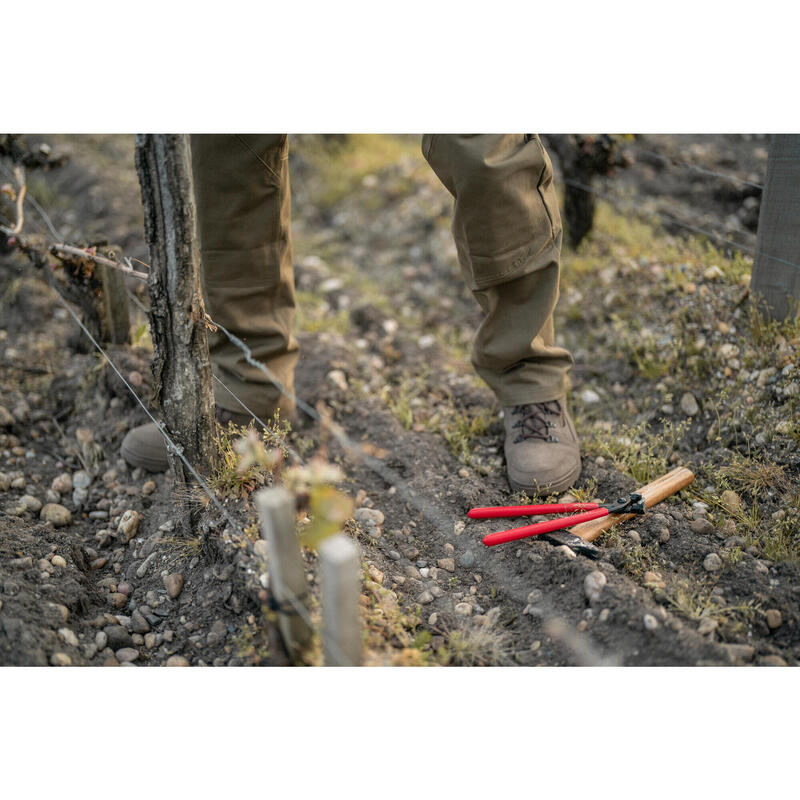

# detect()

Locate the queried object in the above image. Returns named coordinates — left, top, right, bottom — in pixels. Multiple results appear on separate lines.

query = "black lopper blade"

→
left=541, top=530, right=601, bottom=559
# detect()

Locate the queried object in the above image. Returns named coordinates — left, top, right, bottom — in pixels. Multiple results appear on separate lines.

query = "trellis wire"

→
left=50, top=287, right=350, bottom=666
left=623, top=141, right=764, bottom=191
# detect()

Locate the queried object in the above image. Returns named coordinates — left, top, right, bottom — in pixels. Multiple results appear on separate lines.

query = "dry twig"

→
left=0, top=165, right=26, bottom=236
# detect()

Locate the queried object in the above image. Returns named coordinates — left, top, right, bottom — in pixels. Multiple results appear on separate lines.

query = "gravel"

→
left=40, top=504, right=72, bottom=526
left=163, top=573, right=184, bottom=599
left=703, top=553, right=723, bottom=572
left=584, top=571, right=607, bottom=602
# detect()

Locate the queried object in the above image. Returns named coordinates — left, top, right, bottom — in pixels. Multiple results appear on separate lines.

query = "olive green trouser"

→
left=189, top=134, right=573, bottom=417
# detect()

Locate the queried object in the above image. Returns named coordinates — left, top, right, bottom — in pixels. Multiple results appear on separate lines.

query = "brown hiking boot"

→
left=503, top=398, right=581, bottom=495
left=120, top=406, right=292, bottom=473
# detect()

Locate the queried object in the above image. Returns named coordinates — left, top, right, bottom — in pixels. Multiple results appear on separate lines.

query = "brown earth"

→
left=1, top=134, right=797, bottom=667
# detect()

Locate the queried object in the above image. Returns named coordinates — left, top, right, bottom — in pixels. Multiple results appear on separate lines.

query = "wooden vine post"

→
left=751, top=134, right=800, bottom=321
left=134, top=134, right=217, bottom=483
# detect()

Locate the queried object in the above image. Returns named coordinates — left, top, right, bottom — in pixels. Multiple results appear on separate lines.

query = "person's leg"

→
left=423, top=134, right=580, bottom=493
left=190, top=133, right=298, bottom=419
left=122, top=134, right=297, bottom=471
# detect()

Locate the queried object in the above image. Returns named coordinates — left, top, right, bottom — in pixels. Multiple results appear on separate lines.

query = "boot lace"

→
left=511, top=401, right=562, bottom=444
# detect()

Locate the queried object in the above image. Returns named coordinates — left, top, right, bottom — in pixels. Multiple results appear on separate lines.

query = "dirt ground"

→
left=1, top=133, right=798, bottom=666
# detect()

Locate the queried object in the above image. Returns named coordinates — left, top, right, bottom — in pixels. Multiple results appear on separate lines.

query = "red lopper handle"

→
left=468, top=502, right=600, bottom=519
left=482, top=508, right=610, bottom=546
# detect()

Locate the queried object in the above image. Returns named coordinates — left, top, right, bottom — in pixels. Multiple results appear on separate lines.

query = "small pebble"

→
left=643, top=614, right=659, bottom=631
left=51, top=555, right=67, bottom=568
left=51, top=473, right=73, bottom=494
left=166, top=655, right=190, bottom=666
left=141, top=480, right=157, bottom=496
left=691, top=519, right=715, bottom=536
left=354, top=507, right=384, bottom=526
left=698, top=618, right=718, bottom=636
left=437, top=557, right=455, bottom=573
left=163, top=573, right=184, bottom=599
left=50, top=652, right=72, bottom=666
left=116, top=647, right=139, bottom=663
left=703, top=553, right=723, bottom=572
left=418, top=591, right=434, bottom=604
left=117, top=509, right=140, bottom=542
left=20, top=494, right=42, bottom=513
left=458, top=550, right=476, bottom=569
left=40, top=504, right=72, bottom=527
left=584, top=571, right=607, bottom=602
left=680, top=392, right=699, bottom=416
left=765, top=609, right=783, bottom=630
left=58, top=628, right=79, bottom=647
left=759, top=655, right=788, bottom=667
left=454, top=602, right=472, bottom=616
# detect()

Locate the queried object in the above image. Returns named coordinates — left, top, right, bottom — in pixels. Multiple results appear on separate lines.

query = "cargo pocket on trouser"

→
left=423, top=133, right=562, bottom=291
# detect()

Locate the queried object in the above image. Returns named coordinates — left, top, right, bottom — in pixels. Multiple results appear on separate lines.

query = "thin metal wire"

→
left=212, top=320, right=465, bottom=537
left=212, top=374, right=306, bottom=465
left=52, top=287, right=350, bottom=665
left=53, top=291, right=242, bottom=531
left=625, top=141, right=764, bottom=191
left=563, top=177, right=800, bottom=273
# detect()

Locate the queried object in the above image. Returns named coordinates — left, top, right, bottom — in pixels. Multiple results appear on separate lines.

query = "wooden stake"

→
left=751, top=134, right=800, bottom=321
left=134, top=134, right=216, bottom=481
left=255, top=487, right=312, bottom=660
left=319, top=534, right=361, bottom=666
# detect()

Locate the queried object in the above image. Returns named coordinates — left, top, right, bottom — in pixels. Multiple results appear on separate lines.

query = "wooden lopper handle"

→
left=568, top=467, right=694, bottom=542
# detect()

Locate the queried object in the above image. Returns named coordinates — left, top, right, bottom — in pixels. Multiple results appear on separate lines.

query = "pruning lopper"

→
left=469, top=493, right=646, bottom=547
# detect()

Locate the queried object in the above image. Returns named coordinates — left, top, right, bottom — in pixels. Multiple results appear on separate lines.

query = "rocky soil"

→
left=1, top=133, right=798, bottom=666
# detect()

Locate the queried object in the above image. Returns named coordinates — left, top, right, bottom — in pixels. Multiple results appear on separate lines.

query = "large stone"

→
left=40, top=504, right=72, bottom=527
left=117, top=509, right=141, bottom=542
left=103, top=625, right=133, bottom=650
left=163, top=572, right=184, bottom=599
